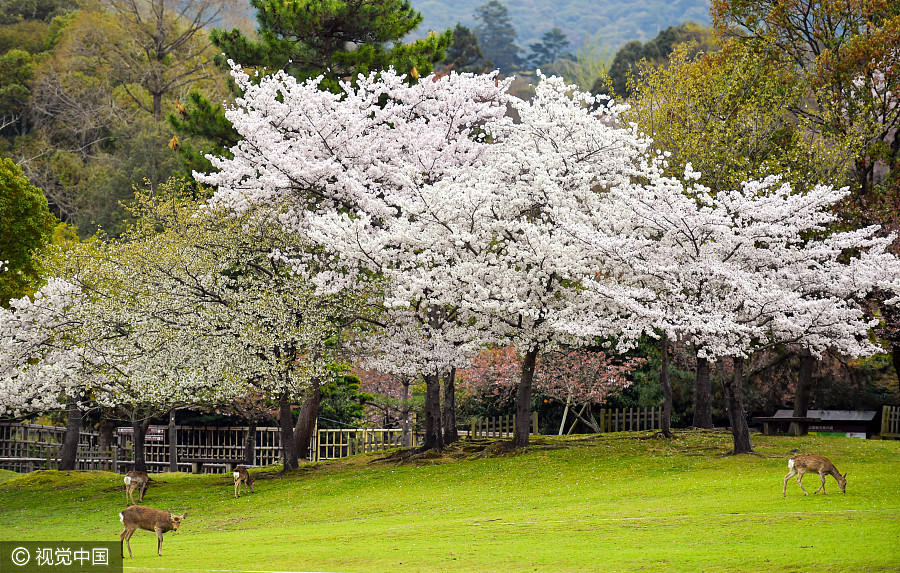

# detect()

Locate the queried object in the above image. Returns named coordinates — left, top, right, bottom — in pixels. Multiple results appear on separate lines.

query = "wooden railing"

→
left=316, top=428, right=410, bottom=460
left=468, top=413, right=539, bottom=439
left=116, top=425, right=283, bottom=470
left=0, top=422, right=418, bottom=473
left=882, top=405, right=900, bottom=439
left=0, top=423, right=114, bottom=472
left=595, top=407, right=662, bottom=433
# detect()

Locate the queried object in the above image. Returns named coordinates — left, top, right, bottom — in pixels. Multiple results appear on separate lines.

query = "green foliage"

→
left=173, top=0, right=451, bottom=180
left=473, top=0, right=522, bottom=74
left=538, top=37, right=611, bottom=92
left=0, top=156, right=56, bottom=304
left=211, top=0, right=450, bottom=83
left=0, top=0, right=77, bottom=24
left=593, top=22, right=718, bottom=98
left=527, top=26, right=572, bottom=69
left=0, top=49, right=34, bottom=136
left=319, top=375, right=375, bottom=429
left=408, top=0, right=712, bottom=63
left=167, top=90, right=237, bottom=177
left=603, top=337, right=699, bottom=427
left=0, top=19, right=48, bottom=54
left=440, top=23, right=493, bottom=73
left=625, top=40, right=850, bottom=195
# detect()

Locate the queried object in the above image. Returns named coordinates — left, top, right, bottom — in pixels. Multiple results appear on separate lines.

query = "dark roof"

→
left=774, top=409, right=877, bottom=422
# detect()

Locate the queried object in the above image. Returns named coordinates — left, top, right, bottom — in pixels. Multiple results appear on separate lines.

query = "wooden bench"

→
left=182, top=458, right=248, bottom=474
left=753, top=416, right=821, bottom=437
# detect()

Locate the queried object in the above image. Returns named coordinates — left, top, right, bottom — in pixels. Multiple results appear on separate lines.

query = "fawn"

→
left=233, top=466, right=254, bottom=498
left=783, top=454, right=847, bottom=497
left=124, top=471, right=150, bottom=505
left=119, top=505, right=186, bottom=557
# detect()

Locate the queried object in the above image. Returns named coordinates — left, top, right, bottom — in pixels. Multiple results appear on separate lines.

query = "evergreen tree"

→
left=170, top=0, right=451, bottom=177
left=593, top=22, right=717, bottom=97
left=0, top=158, right=56, bottom=305
left=473, top=0, right=522, bottom=75
left=527, top=27, right=572, bottom=69
left=441, top=23, right=493, bottom=73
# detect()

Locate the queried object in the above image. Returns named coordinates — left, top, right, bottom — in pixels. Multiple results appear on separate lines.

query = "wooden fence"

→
left=0, top=422, right=420, bottom=474
left=0, top=423, right=113, bottom=473
left=316, top=428, right=409, bottom=459
left=882, top=405, right=900, bottom=439
left=468, top=413, right=539, bottom=438
left=0, top=407, right=662, bottom=474
left=595, top=407, right=662, bottom=433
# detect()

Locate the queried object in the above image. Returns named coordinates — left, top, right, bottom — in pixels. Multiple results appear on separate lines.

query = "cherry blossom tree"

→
left=197, top=65, right=513, bottom=450
left=201, top=66, right=669, bottom=448
left=0, top=277, right=83, bottom=417
left=357, top=306, right=483, bottom=448
left=401, top=75, right=651, bottom=447
left=1, top=183, right=366, bottom=470
left=460, top=346, right=644, bottom=434
left=87, top=187, right=364, bottom=469
left=571, top=171, right=900, bottom=453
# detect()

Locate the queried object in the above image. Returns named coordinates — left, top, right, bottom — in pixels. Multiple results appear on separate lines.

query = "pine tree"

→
left=473, top=0, right=522, bottom=75
left=169, top=0, right=452, bottom=177
left=441, top=23, right=493, bottom=73
left=527, top=27, right=572, bottom=69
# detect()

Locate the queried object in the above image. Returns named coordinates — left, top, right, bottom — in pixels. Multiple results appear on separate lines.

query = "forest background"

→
left=1, top=0, right=898, bottom=443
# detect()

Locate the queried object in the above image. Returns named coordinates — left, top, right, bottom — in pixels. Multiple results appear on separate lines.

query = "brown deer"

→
left=119, top=505, right=186, bottom=557
left=124, top=471, right=150, bottom=505
left=782, top=454, right=847, bottom=497
left=233, top=466, right=254, bottom=498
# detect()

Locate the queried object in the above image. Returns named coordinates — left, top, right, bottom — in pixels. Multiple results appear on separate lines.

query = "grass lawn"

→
left=0, top=430, right=898, bottom=572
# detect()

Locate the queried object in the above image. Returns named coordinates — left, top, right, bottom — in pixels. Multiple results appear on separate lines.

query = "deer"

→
left=124, top=471, right=150, bottom=505
left=233, top=466, right=254, bottom=498
left=119, top=505, right=186, bottom=558
left=783, top=454, right=847, bottom=497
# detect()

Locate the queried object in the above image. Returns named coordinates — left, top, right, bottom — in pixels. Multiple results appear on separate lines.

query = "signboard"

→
left=811, top=431, right=866, bottom=439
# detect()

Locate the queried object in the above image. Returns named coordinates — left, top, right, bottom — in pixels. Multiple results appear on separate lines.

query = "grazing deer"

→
left=119, top=505, right=186, bottom=557
left=783, top=454, right=847, bottom=497
left=124, top=471, right=150, bottom=505
left=233, top=466, right=254, bottom=498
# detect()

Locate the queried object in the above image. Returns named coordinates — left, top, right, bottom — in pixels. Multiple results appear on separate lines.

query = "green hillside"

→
left=1, top=431, right=898, bottom=572
left=410, top=0, right=711, bottom=54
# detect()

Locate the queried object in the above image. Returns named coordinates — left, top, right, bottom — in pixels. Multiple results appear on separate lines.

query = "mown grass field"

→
left=0, top=430, right=898, bottom=573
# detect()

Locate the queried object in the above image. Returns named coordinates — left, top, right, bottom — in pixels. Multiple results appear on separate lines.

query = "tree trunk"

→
left=513, top=346, right=539, bottom=448
left=791, top=348, right=814, bottom=436
left=421, top=373, right=444, bottom=451
left=400, top=378, right=412, bottom=448
left=278, top=395, right=298, bottom=471
left=558, top=392, right=572, bottom=435
left=97, top=413, right=116, bottom=472
left=131, top=415, right=151, bottom=473
left=244, top=422, right=257, bottom=465
left=168, top=408, right=178, bottom=472
left=97, top=413, right=115, bottom=453
left=893, top=343, right=900, bottom=396
left=692, top=353, right=713, bottom=429
left=59, top=396, right=82, bottom=471
left=442, top=367, right=459, bottom=445
left=294, top=378, right=322, bottom=461
left=153, top=92, right=163, bottom=122
left=660, top=332, right=673, bottom=438
left=723, top=357, right=754, bottom=454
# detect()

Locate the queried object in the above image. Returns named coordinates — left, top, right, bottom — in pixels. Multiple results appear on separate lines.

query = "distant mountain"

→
left=408, top=0, right=711, bottom=55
